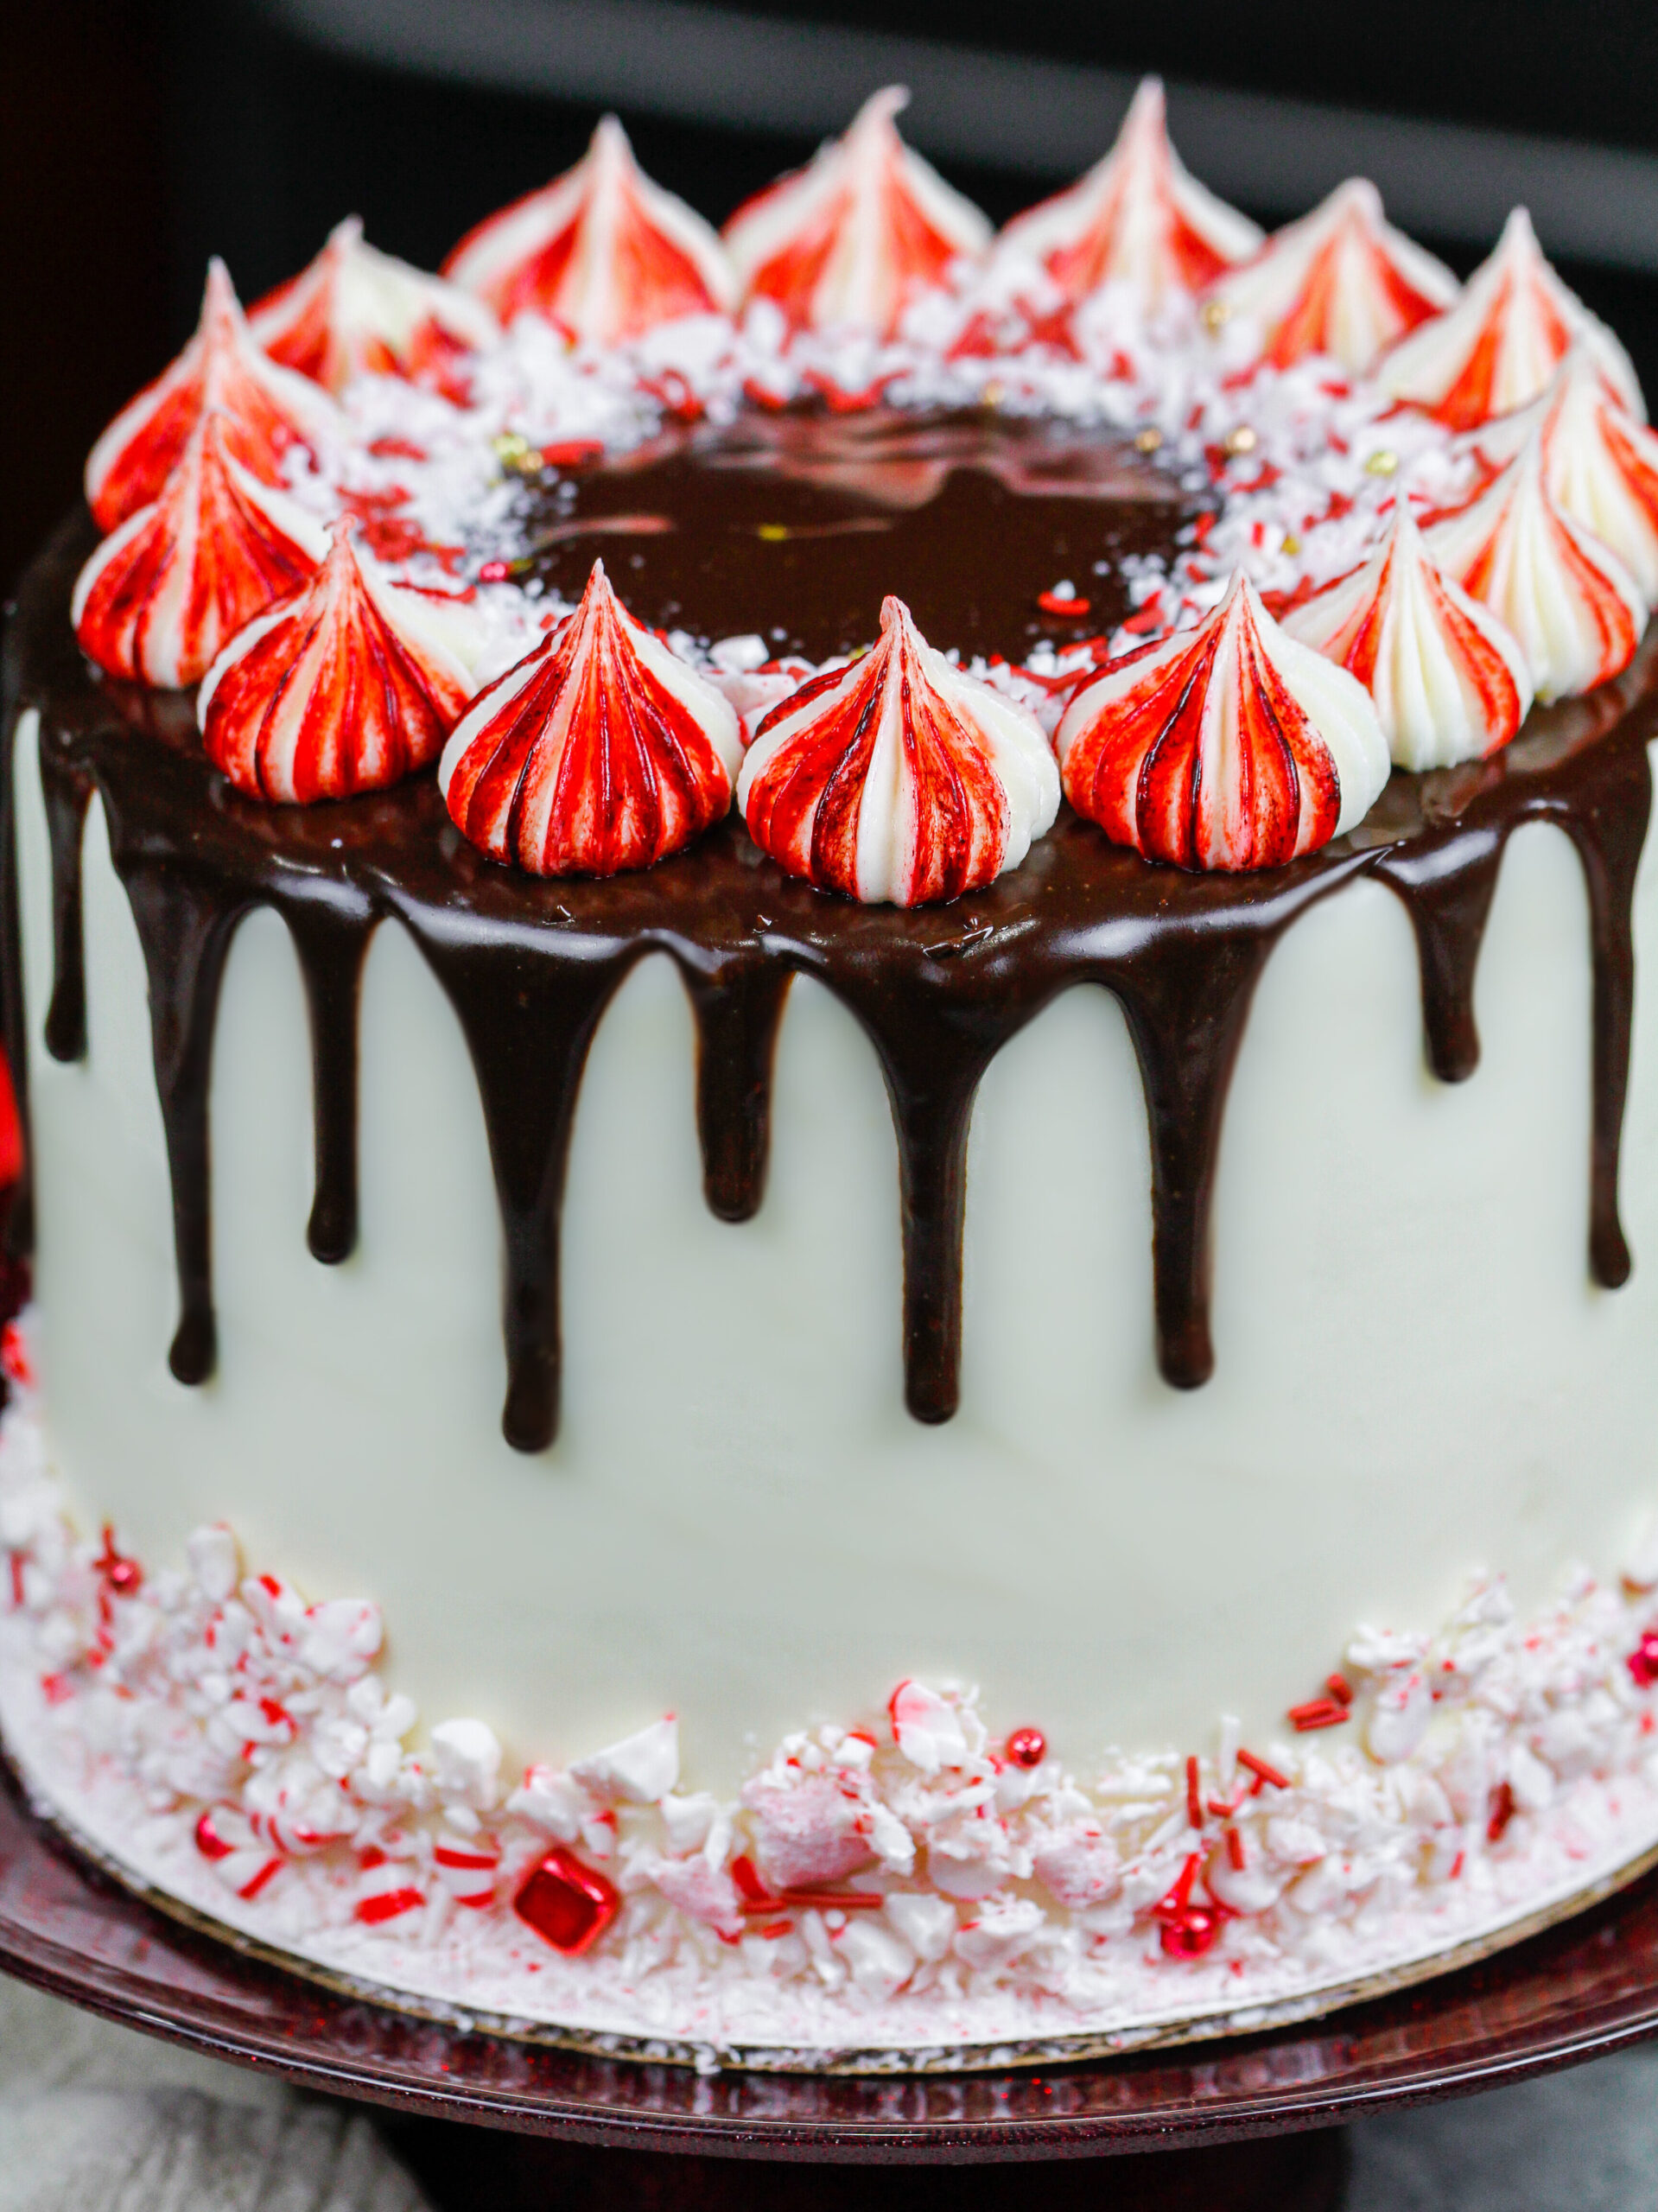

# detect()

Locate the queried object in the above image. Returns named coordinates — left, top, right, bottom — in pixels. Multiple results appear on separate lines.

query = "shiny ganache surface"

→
left=3, top=496, right=1653, bottom=1454
left=511, top=407, right=1188, bottom=660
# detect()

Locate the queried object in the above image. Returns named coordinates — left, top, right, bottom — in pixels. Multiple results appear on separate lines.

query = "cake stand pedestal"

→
left=3, top=1770, right=1656, bottom=2210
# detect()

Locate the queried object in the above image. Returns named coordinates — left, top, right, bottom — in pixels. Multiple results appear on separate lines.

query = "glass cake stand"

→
left=3, top=1765, right=1656, bottom=2210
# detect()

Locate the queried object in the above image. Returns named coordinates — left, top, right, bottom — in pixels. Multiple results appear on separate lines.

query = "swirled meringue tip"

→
left=1281, top=507, right=1534, bottom=770
left=994, top=78, right=1261, bottom=315
left=248, top=217, right=500, bottom=399
left=1376, top=207, right=1645, bottom=431
left=1463, top=347, right=1658, bottom=608
left=197, top=517, right=479, bottom=804
left=72, top=411, right=328, bottom=690
left=439, top=559, right=740, bottom=877
left=1056, top=570, right=1389, bottom=872
left=1203, top=179, right=1458, bottom=375
left=736, top=594, right=1058, bottom=906
left=1426, top=433, right=1647, bottom=702
left=84, top=259, right=340, bottom=534
left=441, top=116, right=737, bottom=345
left=721, top=86, right=993, bottom=340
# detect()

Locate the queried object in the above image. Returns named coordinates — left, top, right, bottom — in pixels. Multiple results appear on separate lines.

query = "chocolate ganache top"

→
left=3, top=408, right=1655, bottom=1454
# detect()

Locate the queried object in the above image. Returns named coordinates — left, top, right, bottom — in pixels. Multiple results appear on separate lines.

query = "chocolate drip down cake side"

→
left=8, top=82, right=1658, bottom=2067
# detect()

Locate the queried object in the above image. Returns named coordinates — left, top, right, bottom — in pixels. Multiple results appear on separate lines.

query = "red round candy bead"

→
left=1629, top=1630, right=1658, bottom=1688
left=1159, top=1907, right=1223, bottom=1961
left=1005, top=1726, right=1046, bottom=1769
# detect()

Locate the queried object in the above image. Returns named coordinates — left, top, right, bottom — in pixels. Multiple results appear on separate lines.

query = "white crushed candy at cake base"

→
left=3, top=1317, right=1657, bottom=2067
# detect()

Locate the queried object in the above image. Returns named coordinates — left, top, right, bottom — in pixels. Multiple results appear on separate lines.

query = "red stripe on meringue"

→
left=73, top=412, right=325, bottom=690
left=441, top=559, right=736, bottom=876
left=199, top=518, right=472, bottom=803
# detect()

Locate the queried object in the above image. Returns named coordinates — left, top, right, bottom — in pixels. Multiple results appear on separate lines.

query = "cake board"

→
left=4, top=1762, right=1658, bottom=2209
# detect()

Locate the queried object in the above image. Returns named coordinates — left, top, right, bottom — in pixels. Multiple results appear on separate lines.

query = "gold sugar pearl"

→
left=1200, top=300, right=1231, bottom=333
left=1364, top=449, right=1400, bottom=476
left=1134, top=426, right=1164, bottom=454
left=1281, top=534, right=1301, bottom=556
left=1221, top=425, right=1258, bottom=457
left=982, top=380, right=1006, bottom=407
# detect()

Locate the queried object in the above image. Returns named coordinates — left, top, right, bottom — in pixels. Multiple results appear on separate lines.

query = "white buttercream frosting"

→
left=1377, top=207, right=1645, bottom=429
left=1056, top=570, right=1390, bottom=869
left=994, top=78, right=1261, bottom=314
left=1282, top=506, right=1534, bottom=769
left=737, top=594, right=1058, bottom=905
left=441, top=115, right=737, bottom=343
left=1426, top=433, right=1647, bottom=701
left=1463, top=347, right=1658, bottom=607
left=722, top=87, right=992, bottom=338
left=249, top=216, right=499, bottom=395
left=1204, top=180, right=1458, bottom=374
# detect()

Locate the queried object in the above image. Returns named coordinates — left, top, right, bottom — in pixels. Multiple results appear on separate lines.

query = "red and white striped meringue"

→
left=84, top=259, right=339, bottom=533
left=73, top=411, right=328, bottom=690
left=722, top=87, right=992, bottom=340
left=1281, top=508, right=1534, bottom=769
left=1426, top=435, right=1646, bottom=701
left=197, top=517, right=477, bottom=803
left=248, top=216, right=499, bottom=397
left=1203, top=180, right=1457, bottom=374
left=1056, top=572, right=1389, bottom=872
left=994, top=78, right=1261, bottom=314
left=441, top=116, right=737, bottom=344
left=1376, top=208, right=1645, bottom=431
left=440, top=560, right=740, bottom=876
left=736, top=595, right=1058, bottom=906
left=1463, top=347, right=1658, bottom=607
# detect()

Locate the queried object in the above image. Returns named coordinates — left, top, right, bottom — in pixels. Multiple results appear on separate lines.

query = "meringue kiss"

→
left=85, top=259, right=338, bottom=533
left=1204, top=180, right=1457, bottom=374
left=441, top=561, right=740, bottom=876
left=737, top=596, right=1058, bottom=906
left=1056, top=572, right=1389, bottom=872
left=722, top=87, right=992, bottom=340
left=1281, top=508, right=1534, bottom=769
left=1464, top=347, right=1658, bottom=607
left=994, top=78, right=1260, bottom=314
left=73, top=411, right=328, bottom=690
left=198, top=518, right=477, bottom=803
left=249, top=217, right=499, bottom=397
left=442, top=117, right=736, bottom=344
left=1426, top=435, right=1646, bottom=701
left=1377, top=207, right=1644, bottom=430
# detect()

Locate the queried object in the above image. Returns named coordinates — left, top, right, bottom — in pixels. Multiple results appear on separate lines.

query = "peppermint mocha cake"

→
left=6, top=80, right=1658, bottom=2068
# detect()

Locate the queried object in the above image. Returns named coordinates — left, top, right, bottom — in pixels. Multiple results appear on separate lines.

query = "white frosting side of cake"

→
left=14, top=702, right=1658, bottom=1805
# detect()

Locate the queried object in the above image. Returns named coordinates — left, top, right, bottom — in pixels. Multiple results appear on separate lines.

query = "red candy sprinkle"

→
left=1324, top=1674, right=1354, bottom=1706
left=1153, top=1852, right=1229, bottom=1960
left=1185, top=1754, right=1203, bottom=1829
left=1005, top=1726, right=1046, bottom=1769
left=95, top=1523, right=143, bottom=1597
left=1487, top=1781, right=1516, bottom=1843
left=1039, top=588, right=1091, bottom=617
left=1236, top=1748, right=1290, bottom=1792
left=514, top=1845, right=619, bottom=1955
left=1288, top=1697, right=1350, bottom=1732
left=1627, top=1630, right=1658, bottom=1688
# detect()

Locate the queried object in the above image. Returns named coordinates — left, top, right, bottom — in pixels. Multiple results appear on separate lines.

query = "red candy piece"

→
left=1153, top=1851, right=1229, bottom=1960
left=514, top=1845, right=620, bottom=1955
left=1628, top=1630, right=1658, bottom=1688
left=95, top=1523, right=142, bottom=1597
left=1005, top=1726, right=1047, bottom=1769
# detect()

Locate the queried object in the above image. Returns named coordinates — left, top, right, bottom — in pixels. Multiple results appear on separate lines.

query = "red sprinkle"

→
left=94, top=1524, right=142, bottom=1597
left=8, top=1554, right=24, bottom=1608
left=539, top=439, right=606, bottom=468
left=1236, top=1749, right=1290, bottom=1791
left=1005, top=1726, right=1046, bottom=1769
left=1185, top=1755, right=1204, bottom=1830
left=1289, top=1698, right=1350, bottom=1732
left=1627, top=1630, right=1658, bottom=1688
left=1226, top=1827, right=1247, bottom=1872
left=1153, top=1853, right=1229, bottom=1960
left=1120, top=605, right=1164, bottom=635
left=1487, top=1781, right=1516, bottom=1844
left=1038, top=589, right=1091, bottom=617
left=476, top=559, right=512, bottom=583
left=1324, top=1674, right=1354, bottom=1707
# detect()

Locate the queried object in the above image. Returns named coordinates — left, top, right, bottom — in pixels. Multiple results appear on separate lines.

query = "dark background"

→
left=8, top=0, right=1658, bottom=595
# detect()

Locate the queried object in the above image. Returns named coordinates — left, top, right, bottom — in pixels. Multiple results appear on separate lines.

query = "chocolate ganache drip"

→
left=3, top=471, right=1655, bottom=1452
